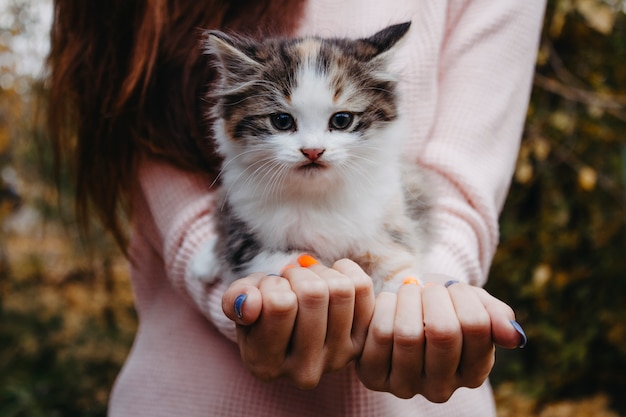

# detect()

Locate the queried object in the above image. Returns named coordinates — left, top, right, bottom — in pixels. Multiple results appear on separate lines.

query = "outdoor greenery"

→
left=486, top=0, right=626, bottom=413
left=0, top=0, right=625, bottom=416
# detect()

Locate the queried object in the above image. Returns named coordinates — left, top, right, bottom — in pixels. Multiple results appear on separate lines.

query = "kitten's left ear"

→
left=359, top=21, right=411, bottom=59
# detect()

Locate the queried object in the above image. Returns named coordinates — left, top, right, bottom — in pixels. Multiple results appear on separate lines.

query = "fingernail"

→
left=234, top=294, right=247, bottom=319
left=297, top=254, right=318, bottom=268
left=510, top=320, right=527, bottom=348
left=423, top=282, right=436, bottom=288
left=445, top=280, right=460, bottom=288
left=402, top=277, right=420, bottom=286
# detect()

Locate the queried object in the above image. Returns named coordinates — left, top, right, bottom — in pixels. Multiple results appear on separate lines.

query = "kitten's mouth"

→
left=297, top=162, right=327, bottom=172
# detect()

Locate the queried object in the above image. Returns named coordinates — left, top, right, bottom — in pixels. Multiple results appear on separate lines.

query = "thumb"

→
left=474, top=287, right=527, bottom=349
left=222, top=274, right=264, bottom=326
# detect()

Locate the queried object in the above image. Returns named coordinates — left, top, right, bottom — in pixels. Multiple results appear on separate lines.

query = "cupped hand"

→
left=356, top=279, right=525, bottom=402
left=222, top=259, right=376, bottom=389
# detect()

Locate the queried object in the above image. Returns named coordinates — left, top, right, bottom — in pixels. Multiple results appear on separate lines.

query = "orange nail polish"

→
left=423, top=282, right=436, bottom=288
left=402, top=277, right=420, bottom=286
left=297, top=254, right=318, bottom=268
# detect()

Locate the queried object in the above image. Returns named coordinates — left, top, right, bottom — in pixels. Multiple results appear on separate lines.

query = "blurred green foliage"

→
left=0, top=0, right=625, bottom=416
left=487, top=0, right=626, bottom=413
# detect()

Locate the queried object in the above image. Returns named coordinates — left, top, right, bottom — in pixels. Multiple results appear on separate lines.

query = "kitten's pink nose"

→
left=301, top=148, right=325, bottom=162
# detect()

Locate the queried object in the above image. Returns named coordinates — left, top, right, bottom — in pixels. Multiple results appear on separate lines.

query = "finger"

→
left=474, top=287, right=526, bottom=348
left=422, top=284, right=462, bottom=402
left=307, top=263, right=357, bottom=370
left=388, top=282, right=424, bottom=398
left=282, top=266, right=329, bottom=388
left=222, top=273, right=265, bottom=325
left=239, top=275, right=297, bottom=381
left=333, top=259, right=375, bottom=350
left=357, top=291, right=396, bottom=392
left=447, top=283, right=495, bottom=388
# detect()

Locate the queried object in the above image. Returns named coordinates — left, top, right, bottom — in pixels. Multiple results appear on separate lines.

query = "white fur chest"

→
left=225, top=167, right=401, bottom=264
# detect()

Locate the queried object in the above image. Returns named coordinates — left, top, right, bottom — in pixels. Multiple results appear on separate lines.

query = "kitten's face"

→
left=205, top=23, right=410, bottom=195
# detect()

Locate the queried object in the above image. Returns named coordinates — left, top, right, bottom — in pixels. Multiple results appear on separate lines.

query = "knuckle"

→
left=355, top=370, right=388, bottom=393
left=502, top=304, right=516, bottom=319
left=264, top=290, right=297, bottom=317
left=392, top=386, right=418, bottom=400
left=425, top=321, right=461, bottom=350
left=393, top=323, right=424, bottom=349
left=247, top=362, right=281, bottom=382
left=461, top=352, right=495, bottom=389
left=371, top=321, right=394, bottom=347
left=333, top=258, right=359, bottom=271
left=354, top=279, right=374, bottom=300
left=459, top=310, right=491, bottom=337
left=296, top=278, right=328, bottom=303
left=325, top=274, right=355, bottom=299
left=325, top=357, right=349, bottom=374
left=292, top=368, right=323, bottom=390
left=334, top=259, right=372, bottom=287
left=325, top=344, right=358, bottom=372
left=423, top=385, right=456, bottom=403
left=463, top=373, right=489, bottom=389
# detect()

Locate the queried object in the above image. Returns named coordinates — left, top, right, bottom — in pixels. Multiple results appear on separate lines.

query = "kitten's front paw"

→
left=190, top=239, right=220, bottom=282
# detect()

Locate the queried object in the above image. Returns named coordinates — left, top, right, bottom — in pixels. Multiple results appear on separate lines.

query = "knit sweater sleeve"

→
left=417, top=0, right=546, bottom=286
left=137, top=155, right=238, bottom=342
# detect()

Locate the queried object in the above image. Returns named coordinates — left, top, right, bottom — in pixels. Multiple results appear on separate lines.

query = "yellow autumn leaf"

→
left=515, top=161, right=534, bottom=185
left=578, top=166, right=598, bottom=191
left=532, top=137, right=551, bottom=161
left=533, top=263, right=553, bottom=289
left=550, top=110, right=575, bottom=133
left=550, top=0, right=574, bottom=38
left=576, top=0, right=616, bottom=35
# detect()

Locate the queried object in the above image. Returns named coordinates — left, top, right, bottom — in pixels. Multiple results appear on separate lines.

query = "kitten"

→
left=193, top=22, right=432, bottom=292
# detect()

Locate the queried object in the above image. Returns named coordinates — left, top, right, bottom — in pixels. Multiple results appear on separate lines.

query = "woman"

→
left=48, top=0, right=545, bottom=415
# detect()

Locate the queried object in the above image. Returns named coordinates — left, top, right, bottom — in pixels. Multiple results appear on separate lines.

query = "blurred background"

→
left=0, top=0, right=625, bottom=416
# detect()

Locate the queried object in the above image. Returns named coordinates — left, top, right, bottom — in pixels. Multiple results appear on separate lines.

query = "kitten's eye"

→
left=270, top=113, right=296, bottom=131
left=329, top=112, right=354, bottom=130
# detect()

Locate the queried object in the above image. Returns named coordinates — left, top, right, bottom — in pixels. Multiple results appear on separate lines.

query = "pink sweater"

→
left=108, top=1, right=545, bottom=415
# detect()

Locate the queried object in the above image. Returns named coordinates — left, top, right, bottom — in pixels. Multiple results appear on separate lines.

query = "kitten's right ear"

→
left=203, top=30, right=262, bottom=74
left=358, top=21, right=411, bottom=60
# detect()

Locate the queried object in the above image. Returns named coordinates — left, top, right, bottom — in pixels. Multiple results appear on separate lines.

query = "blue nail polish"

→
left=510, top=320, right=527, bottom=348
left=234, top=294, right=247, bottom=319
left=444, top=280, right=460, bottom=288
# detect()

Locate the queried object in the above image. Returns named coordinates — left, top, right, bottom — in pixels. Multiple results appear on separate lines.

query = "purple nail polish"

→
left=234, top=294, right=247, bottom=319
left=445, top=280, right=460, bottom=288
left=510, top=320, right=527, bottom=348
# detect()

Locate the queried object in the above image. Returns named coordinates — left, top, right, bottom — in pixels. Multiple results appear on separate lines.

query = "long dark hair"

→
left=47, top=0, right=306, bottom=249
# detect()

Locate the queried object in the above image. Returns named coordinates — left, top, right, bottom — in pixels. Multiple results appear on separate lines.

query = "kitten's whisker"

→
left=222, top=92, right=279, bottom=107
left=338, top=154, right=379, bottom=190
left=235, top=155, right=289, bottom=203
left=215, top=148, right=272, bottom=189
left=217, top=79, right=277, bottom=96
left=362, top=86, right=393, bottom=94
left=253, top=156, right=292, bottom=204
left=262, top=161, right=289, bottom=204
left=222, top=156, right=276, bottom=208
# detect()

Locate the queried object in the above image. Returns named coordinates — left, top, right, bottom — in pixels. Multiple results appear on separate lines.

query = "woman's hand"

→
left=223, top=260, right=526, bottom=400
left=356, top=279, right=525, bottom=402
left=222, top=259, right=376, bottom=389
